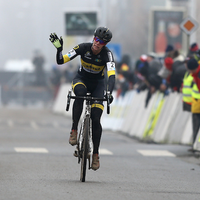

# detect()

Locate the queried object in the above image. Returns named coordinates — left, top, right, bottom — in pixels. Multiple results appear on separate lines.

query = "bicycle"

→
left=66, top=89, right=111, bottom=182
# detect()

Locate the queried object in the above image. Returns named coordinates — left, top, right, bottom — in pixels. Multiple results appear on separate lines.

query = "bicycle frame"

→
left=66, top=89, right=110, bottom=182
left=77, top=95, right=93, bottom=166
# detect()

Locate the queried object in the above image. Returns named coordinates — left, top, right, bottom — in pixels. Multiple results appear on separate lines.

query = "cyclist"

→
left=49, top=27, right=115, bottom=170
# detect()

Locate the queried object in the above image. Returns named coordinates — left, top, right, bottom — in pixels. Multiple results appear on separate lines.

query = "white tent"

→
left=4, top=60, right=34, bottom=72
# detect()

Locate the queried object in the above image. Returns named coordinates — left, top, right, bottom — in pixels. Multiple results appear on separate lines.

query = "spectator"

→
left=181, top=70, right=193, bottom=112
left=147, top=52, right=162, bottom=75
left=116, top=73, right=129, bottom=98
left=145, top=73, right=168, bottom=107
left=165, top=44, right=174, bottom=55
left=135, top=53, right=167, bottom=107
left=136, top=52, right=162, bottom=92
left=32, top=50, right=46, bottom=86
left=157, top=48, right=186, bottom=92
left=120, top=62, right=130, bottom=80
left=168, top=50, right=186, bottom=92
left=133, top=54, right=148, bottom=92
left=116, top=54, right=134, bottom=97
left=162, top=56, right=173, bottom=82
left=134, top=54, right=148, bottom=82
left=50, top=65, right=62, bottom=99
left=182, top=46, right=200, bottom=113
left=157, top=44, right=174, bottom=79
left=116, top=62, right=130, bottom=97
left=186, top=58, right=200, bottom=147
left=187, top=43, right=199, bottom=57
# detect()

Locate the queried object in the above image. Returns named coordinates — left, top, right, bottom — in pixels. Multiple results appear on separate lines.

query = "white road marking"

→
left=99, top=148, right=113, bottom=155
left=137, top=150, right=176, bottom=157
left=30, top=121, right=38, bottom=129
left=13, top=147, right=112, bottom=155
left=14, top=147, right=48, bottom=153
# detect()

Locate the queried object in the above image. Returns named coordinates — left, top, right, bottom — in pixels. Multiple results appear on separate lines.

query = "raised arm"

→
left=49, top=33, right=64, bottom=64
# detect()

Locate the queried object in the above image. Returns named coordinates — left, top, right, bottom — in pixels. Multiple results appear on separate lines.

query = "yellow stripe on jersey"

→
left=81, top=59, right=104, bottom=72
left=107, top=70, right=115, bottom=77
left=91, top=103, right=104, bottom=111
left=63, top=54, right=71, bottom=63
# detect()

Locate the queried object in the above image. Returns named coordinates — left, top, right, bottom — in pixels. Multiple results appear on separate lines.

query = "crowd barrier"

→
left=53, top=83, right=200, bottom=151
left=52, top=83, right=73, bottom=118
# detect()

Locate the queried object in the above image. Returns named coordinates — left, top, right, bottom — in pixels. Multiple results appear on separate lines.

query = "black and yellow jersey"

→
left=62, top=43, right=115, bottom=80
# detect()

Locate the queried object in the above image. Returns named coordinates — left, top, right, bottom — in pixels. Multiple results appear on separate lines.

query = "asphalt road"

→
left=0, top=107, right=200, bottom=200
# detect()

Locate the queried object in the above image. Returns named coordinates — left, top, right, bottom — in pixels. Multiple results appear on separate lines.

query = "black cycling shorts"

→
left=72, top=74, right=105, bottom=109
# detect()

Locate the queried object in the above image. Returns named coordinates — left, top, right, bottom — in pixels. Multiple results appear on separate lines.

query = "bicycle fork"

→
left=77, top=115, right=93, bottom=170
left=88, top=129, right=92, bottom=169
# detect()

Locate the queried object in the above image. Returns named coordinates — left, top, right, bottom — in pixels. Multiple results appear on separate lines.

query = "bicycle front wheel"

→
left=80, top=116, right=90, bottom=182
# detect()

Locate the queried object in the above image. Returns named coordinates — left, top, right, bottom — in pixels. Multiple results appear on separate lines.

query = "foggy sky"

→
left=0, top=0, right=195, bottom=71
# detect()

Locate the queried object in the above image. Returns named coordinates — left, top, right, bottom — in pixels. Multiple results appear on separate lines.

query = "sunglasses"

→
left=94, top=37, right=106, bottom=45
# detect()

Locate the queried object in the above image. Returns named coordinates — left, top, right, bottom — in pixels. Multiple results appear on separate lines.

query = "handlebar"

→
left=66, top=90, right=111, bottom=114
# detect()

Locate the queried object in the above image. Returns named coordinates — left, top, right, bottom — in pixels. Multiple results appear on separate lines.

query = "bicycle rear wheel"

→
left=80, top=116, right=90, bottom=182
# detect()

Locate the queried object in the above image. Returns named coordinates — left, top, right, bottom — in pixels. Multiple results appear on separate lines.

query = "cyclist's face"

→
left=92, top=37, right=106, bottom=54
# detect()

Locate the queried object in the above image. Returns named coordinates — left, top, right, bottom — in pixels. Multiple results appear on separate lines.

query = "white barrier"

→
left=121, top=90, right=143, bottom=135
left=150, top=93, right=192, bottom=144
left=53, top=83, right=193, bottom=145
left=193, top=129, right=200, bottom=151
left=181, top=115, right=192, bottom=144
left=52, top=83, right=72, bottom=117
left=150, top=93, right=176, bottom=142
left=167, top=97, right=191, bottom=144
left=132, top=92, right=157, bottom=139
left=102, top=90, right=135, bottom=131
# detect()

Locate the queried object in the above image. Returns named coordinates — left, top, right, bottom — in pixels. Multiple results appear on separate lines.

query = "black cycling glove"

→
left=105, top=91, right=114, bottom=104
left=49, top=33, right=63, bottom=51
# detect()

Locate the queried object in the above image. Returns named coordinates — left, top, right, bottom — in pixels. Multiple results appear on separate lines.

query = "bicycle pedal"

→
left=73, top=151, right=78, bottom=157
left=73, top=147, right=79, bottom=157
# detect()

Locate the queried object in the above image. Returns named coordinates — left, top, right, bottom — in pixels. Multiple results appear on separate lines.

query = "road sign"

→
left=106, top=43, right=122, bottom=63
left=180, top=16, right=199, bottom=35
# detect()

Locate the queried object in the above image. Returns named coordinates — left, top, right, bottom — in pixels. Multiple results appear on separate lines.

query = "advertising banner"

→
left=149, top=7, right=187, bottom=55
left=65, top=12, right=97, bottom=36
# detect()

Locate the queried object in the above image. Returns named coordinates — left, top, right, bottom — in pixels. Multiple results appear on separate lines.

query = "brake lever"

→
left=106, top=91, right=110, bottom=114
left=66, top=90, right=72, bottom=111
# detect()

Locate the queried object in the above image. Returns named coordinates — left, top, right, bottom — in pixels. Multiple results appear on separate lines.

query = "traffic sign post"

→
left=180, top=16, right=199, bottom=52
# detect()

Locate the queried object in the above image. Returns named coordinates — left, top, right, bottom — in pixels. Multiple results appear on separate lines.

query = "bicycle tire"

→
left=80, top=116, right=90, bottom=182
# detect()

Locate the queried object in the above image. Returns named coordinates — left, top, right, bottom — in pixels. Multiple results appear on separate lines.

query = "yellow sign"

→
left=143, top=92, right=165, bottom=138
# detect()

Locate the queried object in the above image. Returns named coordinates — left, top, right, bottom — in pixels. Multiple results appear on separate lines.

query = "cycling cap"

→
left=94, top=27, right=112, bottom=43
